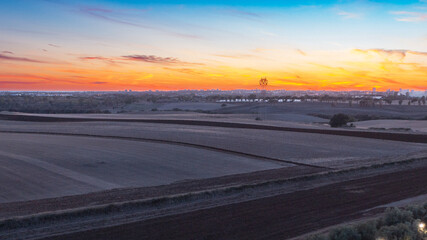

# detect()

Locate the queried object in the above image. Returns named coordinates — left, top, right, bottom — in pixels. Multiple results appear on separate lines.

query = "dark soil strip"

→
left=1, top=113, right=426, bottom=143
left=41, top=166, right=427, bottom=240
left=0, top=131, right=329, bottom=169
left=0, top=166, right=323, bottom=219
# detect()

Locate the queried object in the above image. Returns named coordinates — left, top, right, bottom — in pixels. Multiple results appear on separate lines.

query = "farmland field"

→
left=0, top=110, right=426, bottom=240
left=0, top=132, right=287, bottom=202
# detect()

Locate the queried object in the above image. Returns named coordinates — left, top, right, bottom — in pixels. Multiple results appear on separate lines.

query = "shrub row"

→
left=307, top=204, right=427, bottom=240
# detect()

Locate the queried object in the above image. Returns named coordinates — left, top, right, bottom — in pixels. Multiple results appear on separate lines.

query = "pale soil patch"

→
left=0, top=132, right=284, bottom=203
left=1, top=120, right=425, bottom=169
left=354, top=119, right=427, bottom=133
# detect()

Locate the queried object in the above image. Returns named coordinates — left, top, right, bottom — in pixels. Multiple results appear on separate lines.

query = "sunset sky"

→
left=1, top=0, right=426, bottom=91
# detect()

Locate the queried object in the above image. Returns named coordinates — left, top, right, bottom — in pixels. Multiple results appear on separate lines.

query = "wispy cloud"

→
left=252, top=48, right=275, bottom=53
left=80, top=54, right=202, bottom=66
left=222, top=8, right=260, bottom=20
left=353, top=48, right=427, bottom=60
left=296, top=49, right=307, bottom=56
left=79, top=7, right=151, bottom=28
left=163, top=67, right=203, bottom=75
left=276, top=78, right=311, bottom=86
left=0, top=73, right=88, bottom=85
left=48, top=43, right=60, bottom=48
left=78, top=7, right=201, bottom=39
left=0, top=54, right=46, bottom=63
left=1, top=51, right=13, bottom=54
left=391, top=11, right=427, bottom=22
left=0, top=81, right=40, bottom=84
left=0, top=73, right=48, bottom=80
left=2, top=28, right=54, bottom=36
left=41, top=1, right=202, bottom=39
left=214, top=54, right=255, bottom=59
left=80, top=56, right=111, bottom=60
left=122, top=55, right=180, bottom=63
left=91, top=81, right=108, bottom=84
left=337, top=11, right=361, bottom=19
left=122, top=55, right=202, bottom=65
left=80, top=56, right=118, bottom=64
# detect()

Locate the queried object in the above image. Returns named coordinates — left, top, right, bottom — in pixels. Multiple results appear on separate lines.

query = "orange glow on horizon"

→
left=0, top=48, right=426, bottom=91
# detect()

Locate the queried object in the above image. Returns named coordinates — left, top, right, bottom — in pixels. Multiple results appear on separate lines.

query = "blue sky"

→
left=0, top=0, right=426, bottom=90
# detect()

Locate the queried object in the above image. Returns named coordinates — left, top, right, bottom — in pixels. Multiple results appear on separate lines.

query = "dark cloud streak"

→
left=122, top=55, right=203, bottom=65
left=48, top=44, right=60, bottom=48
left=0, top=81, right=41, bottom=84
left=80, top=56, right=120, bottom=65
left=0, top=54, right=45, bottom=63
left=123, top=55, right=181, bottom=64
left=80, top=54, right=202, bottom=66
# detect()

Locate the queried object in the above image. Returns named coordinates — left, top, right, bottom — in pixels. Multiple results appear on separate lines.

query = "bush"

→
left=305, top=203, right=427, bottom=240
left=329, top=113, right=352, bottom=127
left=376, top=223, right=417, bottom=240
left=380, top=207, right=413, bottom=227
left=306, top=234, right=328, bottom=240
left=329, top=227, right=361, bottom=240
left=357, top=221, right=377, bottom=240
left=407, top=205, right=426, bottom=220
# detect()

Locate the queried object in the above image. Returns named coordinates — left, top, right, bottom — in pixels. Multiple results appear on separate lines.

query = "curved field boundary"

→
left=1, top=114, right=426, bottom=143
left=0, top=130, right=330, bottom=169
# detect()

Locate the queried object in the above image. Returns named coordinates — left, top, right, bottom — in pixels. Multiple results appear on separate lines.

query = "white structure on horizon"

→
left=399, top=89, right=427, bottom=97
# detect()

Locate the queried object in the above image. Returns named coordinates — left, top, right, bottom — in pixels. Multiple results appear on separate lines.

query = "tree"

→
left=329, top=113, right=352, bottom=128
left=248, top=94, right=257, bottom=99
left=329, top=227, right=361, bottom=240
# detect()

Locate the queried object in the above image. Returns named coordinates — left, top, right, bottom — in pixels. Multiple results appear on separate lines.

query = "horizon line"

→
left=0, top=89, right=425, bottom=93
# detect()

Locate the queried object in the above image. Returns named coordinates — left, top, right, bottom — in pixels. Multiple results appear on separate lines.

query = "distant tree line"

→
left=1, top=92, right=425, bottom=114
left=0, top=94, right=139, bottom=114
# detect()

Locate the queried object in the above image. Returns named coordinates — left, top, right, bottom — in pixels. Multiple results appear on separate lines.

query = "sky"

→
left=0, top=0, right=426, bottom=91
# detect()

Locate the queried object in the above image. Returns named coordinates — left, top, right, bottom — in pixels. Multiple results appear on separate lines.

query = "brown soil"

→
left=0, top=166, right=322, bottom=219
left=40, top=166, right=427, bottom=240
